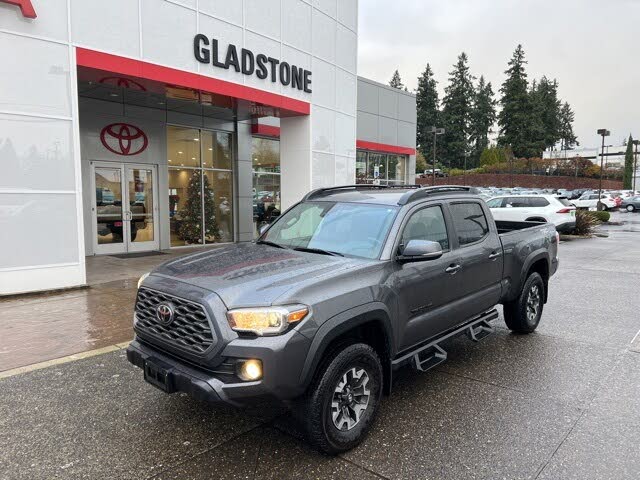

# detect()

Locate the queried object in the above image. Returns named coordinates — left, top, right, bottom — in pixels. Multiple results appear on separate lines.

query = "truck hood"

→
left=151, top=243, right=364, bottom=308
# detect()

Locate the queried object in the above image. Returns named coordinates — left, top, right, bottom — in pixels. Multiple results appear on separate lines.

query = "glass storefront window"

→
left=168, top=168, right=202, bottom=247
left=356, top=150, right=408, bottom=185
left=204, top=170, right=233, bottom=244
left=356, top=151, right=368, bottom=184
left=167, top=126, right=200, bottom=168
left=367, top=153, right=387, bottom=183
left=252, top=137, right=281, bottom=236
left=387, top=155, right=406, bottom=184
left=167, top=126, right=234, bottom=247
left=202, top=130, right=232, bottom=170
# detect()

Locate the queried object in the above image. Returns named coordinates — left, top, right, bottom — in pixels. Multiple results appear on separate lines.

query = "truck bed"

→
left=495, top=219, right=547, bottom=235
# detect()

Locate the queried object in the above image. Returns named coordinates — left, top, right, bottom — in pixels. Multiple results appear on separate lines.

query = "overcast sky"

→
left=358, top=0, right=640, bottom=149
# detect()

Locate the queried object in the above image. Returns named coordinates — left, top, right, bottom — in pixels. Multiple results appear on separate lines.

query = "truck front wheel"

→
left=300, top=343, right=382, bottom=454
left=503, top=272, right=544, bottom=334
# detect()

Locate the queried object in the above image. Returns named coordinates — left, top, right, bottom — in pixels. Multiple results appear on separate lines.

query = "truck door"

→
left=443, top=201, right=504, bottom=327
left=389, top=204, right=458, bottom=351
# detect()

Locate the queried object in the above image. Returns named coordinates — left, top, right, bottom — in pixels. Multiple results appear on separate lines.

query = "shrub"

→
left=591, top=211, right=610, bottom=222
left=573, top=210, right=601, bottom=235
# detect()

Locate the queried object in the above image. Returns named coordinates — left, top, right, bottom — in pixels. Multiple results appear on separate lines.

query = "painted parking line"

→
left=0, top=341, right=131, bottom=380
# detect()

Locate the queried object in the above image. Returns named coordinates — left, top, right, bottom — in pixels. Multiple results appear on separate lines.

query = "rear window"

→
left=528, top=197, right=550, bottom=207
left=449, top=202, right=489, bottom=246
left=557, top=197, right=572, bottom=206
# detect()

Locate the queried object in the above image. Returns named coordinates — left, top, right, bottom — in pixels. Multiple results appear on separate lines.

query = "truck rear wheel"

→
left=503, top=272, right=544, bottom=334
left=300, top=343, right=382, bottom=455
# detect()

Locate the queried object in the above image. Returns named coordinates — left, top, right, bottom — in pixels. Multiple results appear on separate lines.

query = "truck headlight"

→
left=137, top=272, right=150, bottom=289
left=226, top=305, right=309, bottom=336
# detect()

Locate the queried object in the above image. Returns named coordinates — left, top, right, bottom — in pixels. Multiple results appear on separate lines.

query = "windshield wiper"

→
left=293, top=246, right=344, bottom=257
left=256, top=239, right=286, bottom=249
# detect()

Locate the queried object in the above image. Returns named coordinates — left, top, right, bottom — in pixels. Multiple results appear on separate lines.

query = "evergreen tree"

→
left=498, top=45, right=532, bottom=158
left=530, top=76, right=561, bottom=154
left=469, top=75, right=496, bottom=168
left=179, top=171, right=219, bottom=244
left=389, top=69, right=407, bottom=91
left=624, top=135, right=634, bottom=189
left=440, top=52, right=475, bottom=169
left=415, top=64, right=440, bottom=160
left=558, top=102, right=578, bottom=150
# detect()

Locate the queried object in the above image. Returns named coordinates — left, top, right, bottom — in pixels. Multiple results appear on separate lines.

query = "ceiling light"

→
left=191, top=157, right=196, bottom=160
left=178, top=151, right=183, bottom=154
left=193, top=138, right=199, bottom=141
left=208, top=148, right=213, bottom=151
left=109, top=93, right=119, bottom=97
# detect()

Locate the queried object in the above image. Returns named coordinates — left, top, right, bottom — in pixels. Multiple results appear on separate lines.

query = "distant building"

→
left=543, top=146, right=627, bottom=168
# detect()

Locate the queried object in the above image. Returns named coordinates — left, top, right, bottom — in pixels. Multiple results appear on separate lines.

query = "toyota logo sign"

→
left=156, top=302, right=175, bottom=326
left=100, top=123, right=149, bottom=156
left=99, top=76, right=147, bottom=91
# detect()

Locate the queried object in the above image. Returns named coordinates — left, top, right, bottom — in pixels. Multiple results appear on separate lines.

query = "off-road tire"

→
left=503, top=272, right=544, bottom=334
left=299, top=343, right=382, bottom=455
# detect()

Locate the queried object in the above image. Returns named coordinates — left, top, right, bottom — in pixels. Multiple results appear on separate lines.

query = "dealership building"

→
left=0, top=0, right=416, bottom=295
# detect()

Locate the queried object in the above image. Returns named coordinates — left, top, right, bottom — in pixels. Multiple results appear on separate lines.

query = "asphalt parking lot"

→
left=1, top=212, right=639, bottom=480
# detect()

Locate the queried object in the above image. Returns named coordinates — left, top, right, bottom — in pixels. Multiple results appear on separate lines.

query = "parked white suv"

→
left=571, top=193, right=617, bottom=211
left=486, top=195, right=576, bottom=233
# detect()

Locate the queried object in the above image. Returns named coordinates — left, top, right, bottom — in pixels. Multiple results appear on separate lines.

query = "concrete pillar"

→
left=280, top=115, right=312, bottom=211
left=235, top=119, right=255, bottom=242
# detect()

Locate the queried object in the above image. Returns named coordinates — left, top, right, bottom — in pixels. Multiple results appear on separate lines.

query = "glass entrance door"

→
left=92, top=162, right=159, bottom=255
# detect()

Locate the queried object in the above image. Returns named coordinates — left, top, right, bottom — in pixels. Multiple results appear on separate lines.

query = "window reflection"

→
left=167, top=126, right=234, bottom=246
left=252, top=137, right=281, bottom=236
left=355, top=150, right=408, bottom=185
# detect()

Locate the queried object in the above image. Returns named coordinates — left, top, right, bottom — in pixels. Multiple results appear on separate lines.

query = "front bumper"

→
left=127, top=328, right=311, bottom=407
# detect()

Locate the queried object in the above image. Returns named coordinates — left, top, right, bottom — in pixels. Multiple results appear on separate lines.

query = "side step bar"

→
left=392, top=309, right=498, bottom=373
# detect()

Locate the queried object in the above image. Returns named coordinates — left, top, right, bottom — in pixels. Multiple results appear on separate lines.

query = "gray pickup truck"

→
left=127, top=185, right=558, bottom=453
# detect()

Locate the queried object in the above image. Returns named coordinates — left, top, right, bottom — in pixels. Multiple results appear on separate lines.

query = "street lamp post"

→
left=427, top=126, right=445, bottom=185
left=596, top=129, right=610, bottom=210
left=632, top=140, right=639, bottom=192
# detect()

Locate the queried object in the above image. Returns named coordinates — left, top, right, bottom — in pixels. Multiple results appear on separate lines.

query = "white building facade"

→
left=0, top=0, right=416, bottom=295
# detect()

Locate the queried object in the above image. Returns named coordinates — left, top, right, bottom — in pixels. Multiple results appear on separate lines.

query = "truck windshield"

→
left=261, top=202, right=398, bottom=259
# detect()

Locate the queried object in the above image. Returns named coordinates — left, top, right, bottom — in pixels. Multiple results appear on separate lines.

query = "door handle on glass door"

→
left=445, top=264, right=461, bottom=274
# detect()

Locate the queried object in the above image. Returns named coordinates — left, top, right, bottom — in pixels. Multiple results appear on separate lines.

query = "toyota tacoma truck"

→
left=128, top=185, right=559, bottom=454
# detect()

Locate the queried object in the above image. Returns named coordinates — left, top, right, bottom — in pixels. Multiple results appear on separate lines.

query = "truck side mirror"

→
left=397, top=240, right=443, bottom=263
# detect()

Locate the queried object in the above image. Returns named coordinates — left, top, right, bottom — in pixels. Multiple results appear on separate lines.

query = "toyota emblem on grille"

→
left=156, top=302, right=175, bottom=325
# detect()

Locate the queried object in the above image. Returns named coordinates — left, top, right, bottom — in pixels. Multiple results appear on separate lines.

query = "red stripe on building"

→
left=251, top=124, right=281, bottom=138
left=75, top=48, right=310, bottom=116
left=356, top=140, right=416, bottom=156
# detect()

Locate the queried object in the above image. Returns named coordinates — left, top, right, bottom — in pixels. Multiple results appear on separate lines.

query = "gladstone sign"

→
left=194, top=34, right=312, bottom=93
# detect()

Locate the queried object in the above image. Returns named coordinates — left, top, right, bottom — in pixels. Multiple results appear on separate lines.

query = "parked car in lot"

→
left=486, top=194, right=576, bottom=233
left=571, top=193, right=617, bottom=211
left=129, top=185, right=559, bottom=454
left=621, top=196, right=640, bottom=212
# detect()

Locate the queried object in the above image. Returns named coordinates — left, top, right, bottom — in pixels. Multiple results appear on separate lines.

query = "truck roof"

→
left=302, top=185, right=480, bottom=206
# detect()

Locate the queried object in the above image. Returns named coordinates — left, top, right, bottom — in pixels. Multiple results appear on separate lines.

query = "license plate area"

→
left=144, top=359, right=174, bottom=393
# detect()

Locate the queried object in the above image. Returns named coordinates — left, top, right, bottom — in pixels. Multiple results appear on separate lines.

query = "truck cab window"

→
left=401, top=206, right=449, bottom=250
left=449, top=202, right=489, bottom=246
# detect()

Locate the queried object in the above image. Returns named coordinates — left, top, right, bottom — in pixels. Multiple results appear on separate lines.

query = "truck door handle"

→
left=488, top=251, right=502, bottom=259
left=445, top=264, right=461, bottom=274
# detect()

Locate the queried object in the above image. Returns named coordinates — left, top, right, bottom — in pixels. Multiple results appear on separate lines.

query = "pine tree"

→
left=178, top=171, right=219, bottom=244
left=529, top=76, right=561, bottom=154
left=624, top=135, right=634, bottom=189
left=416, top=64, right=440, bottom=160
left=558, top=102, right=578, bottom=150
left=440, top=52, right=475, bottom=169
left=498, top=45, right=532, bottom=158
left=469, top=75, right=496, bottom=168
left=389, top=69, right=407, bottom=91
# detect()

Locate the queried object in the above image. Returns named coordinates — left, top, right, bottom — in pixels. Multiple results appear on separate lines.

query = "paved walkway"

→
left=0, top=212, right=639, bottom=479
left=0, top=246, right=214, bottom=372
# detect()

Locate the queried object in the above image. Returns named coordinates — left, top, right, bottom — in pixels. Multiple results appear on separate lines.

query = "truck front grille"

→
left=135, top=287, right=215, bottom=355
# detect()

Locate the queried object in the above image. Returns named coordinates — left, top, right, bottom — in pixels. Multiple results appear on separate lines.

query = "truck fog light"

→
left=237, top=359, right=262, bottom=381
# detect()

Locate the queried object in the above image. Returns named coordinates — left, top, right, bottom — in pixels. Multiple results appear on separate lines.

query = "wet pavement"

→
left=1, top=212, right=639, bottom=479
left=0, top=247, right=212, bottom=372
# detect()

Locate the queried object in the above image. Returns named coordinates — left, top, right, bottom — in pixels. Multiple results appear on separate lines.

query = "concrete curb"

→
left=0, top=341, right=132, bottom=380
